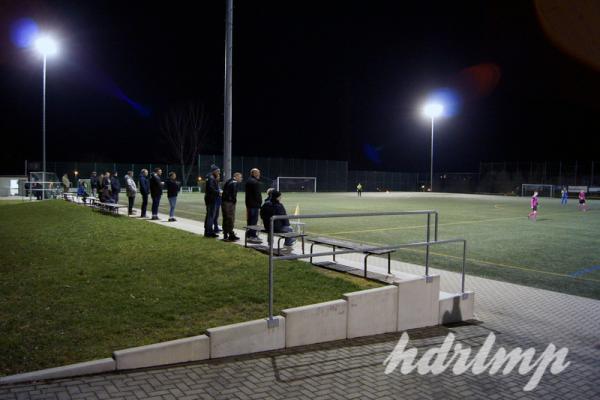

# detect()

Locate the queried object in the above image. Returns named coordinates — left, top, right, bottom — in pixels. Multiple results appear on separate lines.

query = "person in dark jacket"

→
left=166, top=171, right=181, bottom=222
left=260, top=190, right=296, bottom=247
left=90, top=171, right=99, bottom=198
left=222, top=172, right=242, bottom=241
left=204, top=164, right=221, bottom=237
left=101, top=172, right=113, bottom=203
left=245, top=168, right=262, bottom=243
left=110, top=171, right=121, bottom=203
left=149, top=168, right=163, bottom=220
left=139, top=169, right=150, bottom=218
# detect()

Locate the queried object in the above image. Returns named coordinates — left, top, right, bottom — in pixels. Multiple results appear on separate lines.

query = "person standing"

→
left=125, top=171, right=137, bottom=216
left=222, top=172, right=242, bottom=241
left=245, top=168, right=262, bottom=243
left=204, top=164, right=221, bottom=237
left=560, top=186, right=568, bottom=206
left=111, top=171, right=121, bottom=203
left=528, top=191, right=539, bottom=221
left=166, top=171, right=181, bottom=222
left=213, top=177, right=223, bottom=233
left=90, top=171, right=99, bottom=198
left=356, top=183, right=363, bottom=197
left=101, top=172, right=112, bottom=203
left=139, top=169, right=150, bottom=218
left=62, top=173, right=71, bottom=193
left=149, top=168, right=163, bottom=220
left=578, top=190, right=588, bottom=211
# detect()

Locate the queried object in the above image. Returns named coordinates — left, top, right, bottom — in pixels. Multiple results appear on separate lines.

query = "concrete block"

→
left=396, top=274, right=440, bottom=331
left=344, top=285, right=398, bottom=338
left=0, top=358, right=115, bottom=385
left=207, top=316, right=285, bottom=358
left=282, top=299, right=347, bottom=347
left=439, top=291, right=475, bottom=324
left=113, top=335, right=210, bottom=370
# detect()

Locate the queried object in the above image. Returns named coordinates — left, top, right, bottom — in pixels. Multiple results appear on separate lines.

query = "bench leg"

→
left=333, top=245, right=336, bottom=262
left=364, top=254, right=370, bottom=278
left=388, top=253, right=391, bottom=275
left=277, top=237, right=283, bottom=254
left=301, top=237, right=305, bottom=255
left=310, top=243, right=315, bottom=264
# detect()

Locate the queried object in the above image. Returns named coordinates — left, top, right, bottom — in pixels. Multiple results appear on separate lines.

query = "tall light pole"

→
left=422, top=102, right=444, bottom=192
left=223, top=0, right=233, bottom=181
left=34, top=36, right=58, bottom=198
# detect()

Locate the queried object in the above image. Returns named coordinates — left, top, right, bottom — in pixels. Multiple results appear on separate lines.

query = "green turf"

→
left=128, top=191, right=600, bottom=299
left=0, top=201, right=379, bottom=376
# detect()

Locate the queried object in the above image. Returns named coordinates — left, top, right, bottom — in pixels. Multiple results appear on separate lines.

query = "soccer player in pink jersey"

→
left=528, top=191, right=539, bottom=220
left=578, top=190, right=588, bottom=211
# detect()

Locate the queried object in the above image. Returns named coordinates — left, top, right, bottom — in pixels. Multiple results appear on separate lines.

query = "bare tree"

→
left=160, top=102, right=210, bottom=185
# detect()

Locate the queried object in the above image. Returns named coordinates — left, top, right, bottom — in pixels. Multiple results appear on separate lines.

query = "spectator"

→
left=139, top=169, right=150, bottom=218
left=90, top=171, right=99, bottom=198
left=166, top=171, right=181, bottom=222
left=62, top=173, right=71, bottom=193
left=77, top=180, right=88, bottom=200
left=149, top=168, right=163, bottom=220
left=264, top=187, right=274, bottom=204
left=222, top=172, right=243, bottom=241
left=204, top=164, right=221, bottom=237
left=111, top=171, right=121, bottom=203
left=213, top=180, right=223, bottom=234
left=260, top=190, right=296, bottom=247
left=125, top=170, right=137, bottom=216
left=101, top=172, right=113, bottom=203
left=245, top=168, right=262, bottom=243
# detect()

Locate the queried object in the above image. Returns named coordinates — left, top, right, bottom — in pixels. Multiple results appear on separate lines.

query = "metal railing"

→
left=265, top=210, right=467, bottom=326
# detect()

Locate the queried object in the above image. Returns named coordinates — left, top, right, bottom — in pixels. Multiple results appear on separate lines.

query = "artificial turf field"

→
left=128, top=191, right=600, bottom=300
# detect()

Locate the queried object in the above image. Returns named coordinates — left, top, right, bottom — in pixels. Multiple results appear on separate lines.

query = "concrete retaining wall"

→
left=207, top=316, right=285, bottom=358
left=396, top=275, right=440, bottom=331
left=439, top=291, right=475, bottom=324
left=282, top=299, right=347, bottom=347
left=344, top=285, right=398, bottom=338
left=113, top=335, right=210, bottom=370
left=0, top=358, right=115, bottom=385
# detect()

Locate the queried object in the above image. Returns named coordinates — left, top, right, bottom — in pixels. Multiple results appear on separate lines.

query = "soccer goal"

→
left=276, top=176, right=317, bottom=192
left=521, top=184, right=554, bottom=197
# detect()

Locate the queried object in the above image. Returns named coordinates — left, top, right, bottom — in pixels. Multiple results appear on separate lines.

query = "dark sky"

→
left=1, top=0, right=599, bottom=174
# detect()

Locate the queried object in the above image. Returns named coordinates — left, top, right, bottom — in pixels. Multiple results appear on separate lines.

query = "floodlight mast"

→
left=422, top=103, right=443, bottom=192
left=34, top=35, right=58, bottom=198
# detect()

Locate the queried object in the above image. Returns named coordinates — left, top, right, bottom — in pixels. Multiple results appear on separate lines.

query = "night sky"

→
left=1, top=0, right=599, bottom=174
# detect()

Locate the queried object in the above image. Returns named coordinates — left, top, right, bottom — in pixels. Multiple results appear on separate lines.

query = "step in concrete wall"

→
left=344, top=285, right=398, bottom=338
left=439, top=291, right=475, bottom=324
left=207, top=316, right=285, bottom=358
left=396, top=274, right=440, bottom=331
left=113, top=335, right=210, bottom=370
left=282, top=299, right=347, bottom=347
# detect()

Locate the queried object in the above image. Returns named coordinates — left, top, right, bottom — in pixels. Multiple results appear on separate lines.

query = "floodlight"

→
left=35, top=36, right=58, bottom=56
left=422, top=102, right=444, bottom=119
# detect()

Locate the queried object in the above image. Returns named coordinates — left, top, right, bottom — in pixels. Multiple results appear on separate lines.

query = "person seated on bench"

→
left=77, top=180, right=89, bottom=201
left=260, top=190, right=296, bottom=247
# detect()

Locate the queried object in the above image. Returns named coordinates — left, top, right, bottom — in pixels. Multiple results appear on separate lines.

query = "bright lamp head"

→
left=35, top=36, right=58, bottom=56
left=422, top=102, right=444, bottom=119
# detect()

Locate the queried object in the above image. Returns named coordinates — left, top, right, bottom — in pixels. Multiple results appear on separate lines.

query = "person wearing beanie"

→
left=260, top=190, right=296, bottom=247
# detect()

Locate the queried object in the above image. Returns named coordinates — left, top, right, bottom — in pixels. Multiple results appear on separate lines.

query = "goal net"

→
left=27, top=172, right=61, bottom=200
left=276, top=177, right=317, bottom=192
left=521, top=184, right=554, bottom=197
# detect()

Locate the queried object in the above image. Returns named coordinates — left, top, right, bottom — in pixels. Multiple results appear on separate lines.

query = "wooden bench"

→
left=94, top=202, right=125, bottom=215
left=307, top=236, right=394, bottom=277
left=244, top=225, right=306, bottom=254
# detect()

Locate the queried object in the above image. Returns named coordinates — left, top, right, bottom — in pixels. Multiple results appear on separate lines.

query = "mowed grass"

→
left=132, top=191, right=600, bottom=299
left=0, top=201, right=379, bottom=376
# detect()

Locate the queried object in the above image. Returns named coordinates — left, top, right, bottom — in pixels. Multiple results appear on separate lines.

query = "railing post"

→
left=425, top=213, right=431, bottom=276
left=462, top=240, right=467, bottom=293
left=267, top=216, right=278, bottom=327
left=434, top=211, right=439, bottom=241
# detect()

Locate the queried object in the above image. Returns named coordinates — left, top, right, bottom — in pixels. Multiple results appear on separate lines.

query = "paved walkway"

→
left=1, top=208, right=599, bottom=399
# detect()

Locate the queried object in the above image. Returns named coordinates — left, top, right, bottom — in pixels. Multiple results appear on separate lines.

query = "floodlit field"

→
left=129, top=191, right=600, bottom=299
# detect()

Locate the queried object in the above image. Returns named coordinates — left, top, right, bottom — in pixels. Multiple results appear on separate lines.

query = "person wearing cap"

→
left=260, top=190, right=296, bottom=247
left=245, top=168, right=262, bottom=243
left=204, top=164, right=221, bottom=237
left=222, top=172, right=243, bottom=241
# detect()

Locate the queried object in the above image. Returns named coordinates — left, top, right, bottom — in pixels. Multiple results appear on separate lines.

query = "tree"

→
left=160, top=102, right=210, bottom=186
